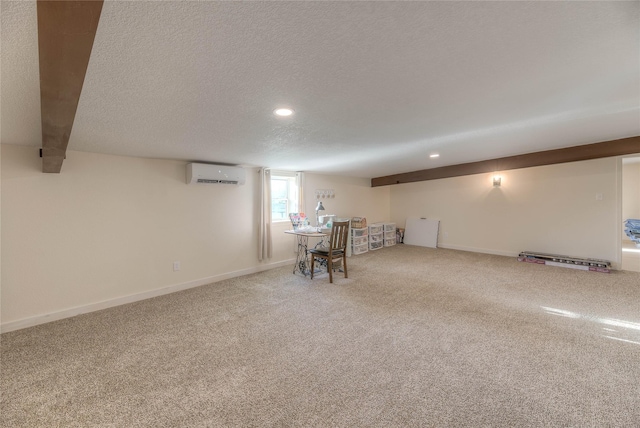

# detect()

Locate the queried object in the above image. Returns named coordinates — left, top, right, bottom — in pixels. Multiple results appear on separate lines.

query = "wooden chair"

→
left=310, top=220, right=350, bottom=283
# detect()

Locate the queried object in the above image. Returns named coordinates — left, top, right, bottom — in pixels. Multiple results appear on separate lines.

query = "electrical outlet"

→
left=173, top=261, right=181, bottom=271
left=596, top=193, right=603, bottom=201
left=444, top=231, right=449, bottom=238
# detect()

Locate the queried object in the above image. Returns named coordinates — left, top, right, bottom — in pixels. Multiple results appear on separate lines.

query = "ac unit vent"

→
left=187, top=163, right=246, bottom=185
left=196, top=179, right=239, bottom=184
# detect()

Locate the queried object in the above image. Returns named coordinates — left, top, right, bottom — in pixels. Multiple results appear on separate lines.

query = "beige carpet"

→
left=2, top=245, right=640, bottom=427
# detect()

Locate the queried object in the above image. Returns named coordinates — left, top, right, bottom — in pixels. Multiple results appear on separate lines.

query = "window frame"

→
left=270, top=170, right=301, bottom=224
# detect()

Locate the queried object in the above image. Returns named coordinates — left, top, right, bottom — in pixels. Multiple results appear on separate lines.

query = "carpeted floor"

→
left=2, top=245, right=640, bottom=427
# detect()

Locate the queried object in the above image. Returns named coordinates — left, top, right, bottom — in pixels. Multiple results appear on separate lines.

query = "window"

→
left=271, top=171, right=301, bottom=222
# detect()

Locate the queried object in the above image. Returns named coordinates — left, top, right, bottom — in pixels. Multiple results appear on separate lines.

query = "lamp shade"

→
left=316, top=201, right=325, bottom=212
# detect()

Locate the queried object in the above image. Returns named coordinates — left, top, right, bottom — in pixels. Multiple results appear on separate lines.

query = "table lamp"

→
left=315, top=201, right=325, bottom=228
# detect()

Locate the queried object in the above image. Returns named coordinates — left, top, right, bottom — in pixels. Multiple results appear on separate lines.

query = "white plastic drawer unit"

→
left=369, top=241, right=383, bottom=250
left=383, top=223, right=396, bottom=232
left=384, top=231, right=396, bottom=240
left=352, top=228, right=368, bottom=237
left=369, top=233, right=383, bottom=242
left=369, top=224, right=384, bottom=234
left=352, top=235, right=368, bottom=246
left=352, top=243, right=368, bottom=255
left=384, top=238, right=396, bottom=247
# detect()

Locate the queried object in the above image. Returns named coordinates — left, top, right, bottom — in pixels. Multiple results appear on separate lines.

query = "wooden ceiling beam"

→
left=371, top=136, right=640, bottom=187
left=38, top=0, right=103, bottom=173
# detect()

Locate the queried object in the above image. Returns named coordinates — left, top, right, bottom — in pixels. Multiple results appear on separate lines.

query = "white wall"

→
left=302, top=173, right=390, bottom=224
left=2, top=144, right=627, bottom=329
left=1, top=145, right=279, bottom=328
left=0, top=145, right=391, bottom=329
left=390, top=157, right=621, bottom=263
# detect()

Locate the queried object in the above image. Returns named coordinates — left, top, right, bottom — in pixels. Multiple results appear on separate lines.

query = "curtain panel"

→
left=258, top=168, right=272, bottom=261
left=296, top=171, right=305, bottom=213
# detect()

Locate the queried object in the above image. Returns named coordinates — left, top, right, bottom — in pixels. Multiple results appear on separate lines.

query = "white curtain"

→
left=296, top=171, right=305, bottom=213
left=258, top=168, right=272, bottom=261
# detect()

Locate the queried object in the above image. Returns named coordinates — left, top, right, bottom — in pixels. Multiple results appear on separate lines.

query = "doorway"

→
left=621, top=156, right=640, bottom=272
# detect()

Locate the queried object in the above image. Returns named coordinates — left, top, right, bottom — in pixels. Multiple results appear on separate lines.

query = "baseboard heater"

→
left=517, top=251, right=611, bottom=273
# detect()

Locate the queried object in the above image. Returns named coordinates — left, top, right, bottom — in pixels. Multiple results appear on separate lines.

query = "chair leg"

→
left=310, top=256, right=315, bottom=279
left=328, top=258, right=333, bottom=283
left=343, top=254, right=348, bottom=278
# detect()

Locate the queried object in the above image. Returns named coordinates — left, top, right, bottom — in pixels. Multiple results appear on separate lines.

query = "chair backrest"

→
left=328, top=220, right=350, bottom=253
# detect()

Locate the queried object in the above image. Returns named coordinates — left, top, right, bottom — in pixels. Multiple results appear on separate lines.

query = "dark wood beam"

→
left=371, top=136, right=640, bottom=187
left=38, top=0, right=103, bottom=173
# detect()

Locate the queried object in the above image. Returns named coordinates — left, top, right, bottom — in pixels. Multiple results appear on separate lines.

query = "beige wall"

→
left=0, top=145, right=390, bottom=328
left=1, top=144, right=628, bottom=329
left=302, top=173, right=390, bottom=224
left=390, top=157, right=621, bottom=263
left=1, top=145, right=268, bottom=326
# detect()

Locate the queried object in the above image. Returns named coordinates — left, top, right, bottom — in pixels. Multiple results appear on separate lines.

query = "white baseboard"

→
left=437, top=243, right=518, bottom=258
left=1, top=258, right=295, bottom=334
left=437, top=244, right=623, bottom=270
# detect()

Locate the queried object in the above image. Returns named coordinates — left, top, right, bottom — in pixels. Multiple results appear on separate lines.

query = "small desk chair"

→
left=309, top=220, right=350, bottom=283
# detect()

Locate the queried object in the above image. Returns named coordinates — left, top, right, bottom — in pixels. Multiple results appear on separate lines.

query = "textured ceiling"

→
left=2, top=1, right=639, bottom=178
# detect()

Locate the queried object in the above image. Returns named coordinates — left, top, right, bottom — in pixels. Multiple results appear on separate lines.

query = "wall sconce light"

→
left=493, top=175, right=502, bottom=187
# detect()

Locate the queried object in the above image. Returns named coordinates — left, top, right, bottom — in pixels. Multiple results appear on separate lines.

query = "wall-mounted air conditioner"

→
left=186, top=163, right=246, bottom=185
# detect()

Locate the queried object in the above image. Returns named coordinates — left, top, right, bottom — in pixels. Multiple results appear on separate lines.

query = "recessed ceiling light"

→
left=429, top=153, right=440, bottom=158
left=274, top=108, right=294, bottom=117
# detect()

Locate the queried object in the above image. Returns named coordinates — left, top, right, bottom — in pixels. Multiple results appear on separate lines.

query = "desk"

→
left=285, top=230, right=328, bottom=276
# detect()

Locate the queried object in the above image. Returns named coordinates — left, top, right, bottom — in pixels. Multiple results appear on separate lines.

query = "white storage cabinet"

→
left=369, top=223, right=384, bottom=251
left=383, top=222, right=396, bottom=247
left=351, top=227, right=368, bottom=255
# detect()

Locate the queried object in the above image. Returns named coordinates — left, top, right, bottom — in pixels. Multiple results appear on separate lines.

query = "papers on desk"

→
left=289, top=212, right=308, bottom=230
